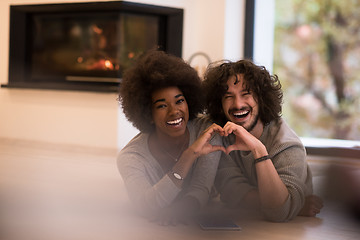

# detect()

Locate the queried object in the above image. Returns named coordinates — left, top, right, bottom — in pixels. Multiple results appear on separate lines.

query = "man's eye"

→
left=224, top=95, right=233, bottom=99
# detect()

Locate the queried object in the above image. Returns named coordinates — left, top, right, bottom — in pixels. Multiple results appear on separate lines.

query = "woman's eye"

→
left=156, top=104, right=166, bottom=109
left=176, top=98, right=185, bottom=104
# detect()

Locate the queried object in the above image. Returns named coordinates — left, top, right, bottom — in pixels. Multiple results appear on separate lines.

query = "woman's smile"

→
left=151, top=87, right=189, bottom=139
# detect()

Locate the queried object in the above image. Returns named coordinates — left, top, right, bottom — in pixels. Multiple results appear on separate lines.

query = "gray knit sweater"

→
left=117, top=116, right=222, bottom=217
left=215, top=118, right=313, bottom=222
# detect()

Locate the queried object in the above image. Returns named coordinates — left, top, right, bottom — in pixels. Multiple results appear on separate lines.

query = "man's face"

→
left=221, top=74, right=260, bottom=132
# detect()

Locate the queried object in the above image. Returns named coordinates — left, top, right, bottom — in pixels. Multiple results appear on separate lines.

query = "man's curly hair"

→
left=119, top=50, right=204, bottom=133
left=202, top=59, right=283, bottom=126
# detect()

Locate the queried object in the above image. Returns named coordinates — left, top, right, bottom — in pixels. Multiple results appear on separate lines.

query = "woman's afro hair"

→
left=119, top=50, right=204, bottom=132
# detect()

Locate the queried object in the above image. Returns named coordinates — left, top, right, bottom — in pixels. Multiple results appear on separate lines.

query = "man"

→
left=202, top=59, right=323, bottom=222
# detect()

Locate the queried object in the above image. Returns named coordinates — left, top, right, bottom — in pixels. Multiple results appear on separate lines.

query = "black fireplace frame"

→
left=3, top=1, right=183, bottom=92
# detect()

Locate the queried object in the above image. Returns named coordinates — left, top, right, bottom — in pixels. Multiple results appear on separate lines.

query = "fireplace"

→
left=4, top=1, right=183, bottom=92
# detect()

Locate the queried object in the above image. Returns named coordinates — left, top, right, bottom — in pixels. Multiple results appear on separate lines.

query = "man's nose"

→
left=233, top=95, right=243, bottom=108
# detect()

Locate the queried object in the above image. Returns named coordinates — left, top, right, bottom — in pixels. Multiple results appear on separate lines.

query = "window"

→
left=248, top=0, right=360, bottom=157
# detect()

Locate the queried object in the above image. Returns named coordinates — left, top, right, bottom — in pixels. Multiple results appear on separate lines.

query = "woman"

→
left=117, top=50, right=225, bottom=224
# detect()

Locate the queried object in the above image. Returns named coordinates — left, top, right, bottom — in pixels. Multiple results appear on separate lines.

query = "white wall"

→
left=0, top=0, right=244, bottom=149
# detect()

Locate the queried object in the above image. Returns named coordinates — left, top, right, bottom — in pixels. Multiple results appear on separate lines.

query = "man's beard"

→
left=245, top=113, right=259, bottom=132
left=230, top=107, right=259, bottom=132
left=234, top=111, right=259, bottom=132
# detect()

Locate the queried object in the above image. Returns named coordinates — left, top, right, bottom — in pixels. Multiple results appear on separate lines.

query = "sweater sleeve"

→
left=182, top=116, right=222, bottom=208
left=184, top=136, right=222, bottom=208
left=215, top=152, right=257, bottom=207
left=261, top=144, right=312, bottom=222
left=117, top=150, right=181, bottom=217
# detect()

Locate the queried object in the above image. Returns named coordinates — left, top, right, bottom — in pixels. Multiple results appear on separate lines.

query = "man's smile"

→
left=230, top=108, right=251, bottom=120
left=232, top=110, right=250, bottom=119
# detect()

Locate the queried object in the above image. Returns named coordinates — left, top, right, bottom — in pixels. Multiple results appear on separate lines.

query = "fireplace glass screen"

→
left=6, top=1, right=183, bottom=92
left=31, top=12, right=159, bottom=83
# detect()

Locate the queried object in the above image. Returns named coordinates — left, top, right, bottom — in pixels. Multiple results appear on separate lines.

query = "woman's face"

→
left=151, top=86, right=189, bottom=139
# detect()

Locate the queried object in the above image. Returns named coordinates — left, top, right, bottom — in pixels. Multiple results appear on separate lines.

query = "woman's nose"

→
left=168, top=104, right=179, bottom=114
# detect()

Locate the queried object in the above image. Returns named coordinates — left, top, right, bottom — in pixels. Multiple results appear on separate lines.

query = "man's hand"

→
left=298, top=195, right=324, bottom=217
left=222, top=121, right=264, bottom=155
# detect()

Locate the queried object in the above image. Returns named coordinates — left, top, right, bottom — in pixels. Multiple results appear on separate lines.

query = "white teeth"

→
left=233, top=110, right=249, bottom=117
left=167, top=118, right=182, bottom=125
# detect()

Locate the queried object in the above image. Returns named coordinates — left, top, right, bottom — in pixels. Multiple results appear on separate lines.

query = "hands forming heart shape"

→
left=192, top=122, right=263, bottom=156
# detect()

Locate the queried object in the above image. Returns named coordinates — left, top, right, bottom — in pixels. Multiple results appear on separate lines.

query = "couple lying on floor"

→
left=117, top=50, right=323, bottom=225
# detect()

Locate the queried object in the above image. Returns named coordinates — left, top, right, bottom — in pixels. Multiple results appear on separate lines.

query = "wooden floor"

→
left=0, top=137, right=359, bottom=240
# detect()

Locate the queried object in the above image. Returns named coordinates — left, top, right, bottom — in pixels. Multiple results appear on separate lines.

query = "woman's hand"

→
left=149, top=197, right=199, bottom=226
left=187, top=123, right=226, bottom=157
left=171, top=123, right=225, bottom=188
